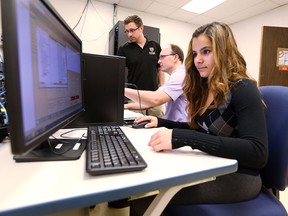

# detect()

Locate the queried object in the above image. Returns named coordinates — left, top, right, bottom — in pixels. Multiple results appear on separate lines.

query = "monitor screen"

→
left=1, top=0, right=84, bottom=155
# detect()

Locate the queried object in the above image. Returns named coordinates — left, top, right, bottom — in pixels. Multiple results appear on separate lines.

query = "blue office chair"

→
left=164, top=86, right=288, bottom=216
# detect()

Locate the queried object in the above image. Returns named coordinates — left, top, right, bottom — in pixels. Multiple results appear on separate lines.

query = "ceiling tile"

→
left=168, top=8, right=198, bottom=22
left=96, top=0, right=120, bottom=4
left=221, top=0, right=279, bottom=24
left=270, top=0, right=288, bottom=4
left=203, top=0, right=264, bottom=19
left=154, top=0, right=191, bottom=8
left=118, top=0, right=153, bottom=11
left=145, top=2, right=176, bottom=16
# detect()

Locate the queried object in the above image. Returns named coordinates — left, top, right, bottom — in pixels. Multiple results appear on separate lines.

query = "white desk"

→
left=0, top=127, right=238, bottom=216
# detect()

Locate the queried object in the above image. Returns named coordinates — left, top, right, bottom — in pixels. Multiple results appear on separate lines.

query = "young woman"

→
left=130, top=22, right=268, bottom=215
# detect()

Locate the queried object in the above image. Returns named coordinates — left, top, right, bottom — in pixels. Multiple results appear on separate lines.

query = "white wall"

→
left=231, top=4, right=288, bottom=81
left=49, top=0, right=195, bottom=57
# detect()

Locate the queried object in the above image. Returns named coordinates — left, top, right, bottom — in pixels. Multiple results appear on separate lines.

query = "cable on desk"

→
left=48, top=133, right=86, bottom=155
left=59, top=128, right=87, bottom=139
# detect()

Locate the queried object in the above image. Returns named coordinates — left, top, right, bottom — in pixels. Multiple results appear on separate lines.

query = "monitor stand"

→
left=13, top=139, right=87, bottom=162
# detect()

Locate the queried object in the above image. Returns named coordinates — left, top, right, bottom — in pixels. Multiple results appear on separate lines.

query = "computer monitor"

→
left=66, top=53, right=126, bottom=128
left=1, top=0, right=85, bottom=159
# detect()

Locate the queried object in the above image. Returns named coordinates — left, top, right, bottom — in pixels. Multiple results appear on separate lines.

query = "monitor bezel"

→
left=1, top=0, right=84, bottom=155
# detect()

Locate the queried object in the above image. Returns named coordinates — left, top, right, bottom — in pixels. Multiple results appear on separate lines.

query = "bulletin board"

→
left=276, top=48, right=288, bottom=70
left=276, top=48, right=288, bottom=67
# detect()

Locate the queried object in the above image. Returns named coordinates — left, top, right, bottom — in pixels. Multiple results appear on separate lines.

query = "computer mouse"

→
left=132, top=120, right=150, bottom=129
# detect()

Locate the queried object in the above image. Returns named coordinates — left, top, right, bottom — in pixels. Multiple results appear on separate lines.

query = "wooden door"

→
left=259, top=26, right=288, bottom=86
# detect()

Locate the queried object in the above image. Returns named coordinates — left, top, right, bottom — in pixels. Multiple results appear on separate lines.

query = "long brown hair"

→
left=184, top=22, right=256, bottom=128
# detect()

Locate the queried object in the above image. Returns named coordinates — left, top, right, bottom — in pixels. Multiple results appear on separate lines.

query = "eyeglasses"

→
left=159, top=54, right=176, bottom=60
left=124, top=27, right=139, bottom=34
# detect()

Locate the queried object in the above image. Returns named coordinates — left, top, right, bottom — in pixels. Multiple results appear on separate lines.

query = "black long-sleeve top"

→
left=157, top=79, right=268, bottom=175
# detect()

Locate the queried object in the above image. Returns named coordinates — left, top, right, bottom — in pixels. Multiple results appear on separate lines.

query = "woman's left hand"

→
left=148, top=128, right=173, bottom=152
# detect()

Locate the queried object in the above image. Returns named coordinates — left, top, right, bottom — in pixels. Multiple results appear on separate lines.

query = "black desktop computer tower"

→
left=109, top=21, right=161, bottom=55
left=67, top=53, right=126, bottom=127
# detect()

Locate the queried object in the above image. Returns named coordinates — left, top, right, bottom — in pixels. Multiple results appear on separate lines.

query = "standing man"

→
left=125, top=44, right=188, bottom=122
left=117, top=15, right=165, bottom=117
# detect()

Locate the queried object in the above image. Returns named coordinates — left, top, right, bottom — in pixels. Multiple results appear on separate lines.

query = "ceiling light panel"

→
left=182, top=0, right=226, bottom=14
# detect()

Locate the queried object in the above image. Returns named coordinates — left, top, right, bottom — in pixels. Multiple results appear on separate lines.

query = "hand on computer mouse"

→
left=132, top=120, right=150, bottom=129
left=132, top=116, right=158, bottom=128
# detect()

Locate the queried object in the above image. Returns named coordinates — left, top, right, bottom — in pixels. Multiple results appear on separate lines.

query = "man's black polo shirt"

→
left=117, top=38, right=161, bottom=91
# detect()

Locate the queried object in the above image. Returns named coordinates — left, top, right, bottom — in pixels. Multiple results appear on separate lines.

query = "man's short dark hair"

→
left=124, top=15, right=143, bottom=27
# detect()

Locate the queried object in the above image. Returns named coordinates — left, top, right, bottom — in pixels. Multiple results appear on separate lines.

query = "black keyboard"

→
left=86, top=125, right=147, bottom=175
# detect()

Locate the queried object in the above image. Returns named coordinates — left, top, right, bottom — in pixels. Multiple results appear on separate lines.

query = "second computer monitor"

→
left=68, top=53, right=126, bottom=127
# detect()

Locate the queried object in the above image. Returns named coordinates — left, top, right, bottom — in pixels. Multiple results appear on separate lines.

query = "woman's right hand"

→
left=134, top=116, right=158, bottom=128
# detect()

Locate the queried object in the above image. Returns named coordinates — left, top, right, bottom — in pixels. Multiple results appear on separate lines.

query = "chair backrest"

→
left=259, top=86, right=288, bottom=191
